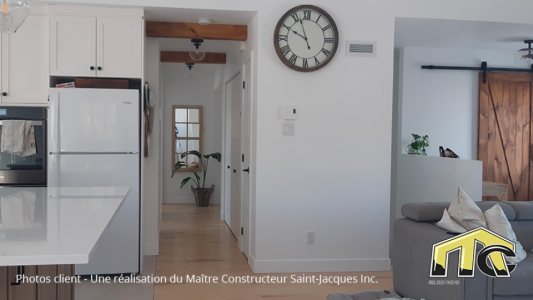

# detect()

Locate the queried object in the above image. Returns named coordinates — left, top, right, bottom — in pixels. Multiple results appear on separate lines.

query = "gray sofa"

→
left=393, top=201, right=533, bottom=300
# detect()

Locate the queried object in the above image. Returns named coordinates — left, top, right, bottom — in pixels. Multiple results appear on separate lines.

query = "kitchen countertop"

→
left=0, top=186, right=129, bottom=266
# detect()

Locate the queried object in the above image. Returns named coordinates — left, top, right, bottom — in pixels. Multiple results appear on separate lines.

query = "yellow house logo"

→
left=430, top=227, right=517, bottom=278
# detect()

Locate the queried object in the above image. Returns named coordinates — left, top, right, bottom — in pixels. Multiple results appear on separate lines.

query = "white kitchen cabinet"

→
left=97, top=18, right=142, bottom=78
left=50, top=15, right=142, bottom=78
left=1, top=15, right=49, bottom=104
left=49, top=15, right=96, bottom=77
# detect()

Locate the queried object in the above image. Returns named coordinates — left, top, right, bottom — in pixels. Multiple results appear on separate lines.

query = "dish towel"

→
left=0, top=120, right=36, bottom=156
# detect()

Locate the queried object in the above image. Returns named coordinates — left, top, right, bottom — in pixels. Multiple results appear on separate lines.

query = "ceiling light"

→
left=189, top=39, right=206, bottom=61
left=185, top=63, right=195, bottom=78
left=515, top=40, right=533, bottom=61
left=198, top=18, right=211, bottom=25
left=0, top=0, right=31, bottom=34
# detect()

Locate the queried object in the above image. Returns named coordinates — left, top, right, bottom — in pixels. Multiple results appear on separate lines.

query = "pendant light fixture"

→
left=189, top=39, right=206, bottom=61
left=515, top=40, right=533, bottom=61
left=185, top=63, right=195, bottom=78
left=0, top=0, right=30, bottom=34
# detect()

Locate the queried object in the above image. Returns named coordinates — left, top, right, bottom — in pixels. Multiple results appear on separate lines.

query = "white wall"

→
left=33, top=0, right=533, bottom=273
left=162, top=63, right=223, bottom=204
left=143, top=38, right=162, bottom=255
left=399, top=47, right=530, bottom=159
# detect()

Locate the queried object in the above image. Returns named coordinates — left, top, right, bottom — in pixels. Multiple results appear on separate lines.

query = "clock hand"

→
left=299, top=20, right=311, bottom=49
left=291, top=30, right=307, bottom=41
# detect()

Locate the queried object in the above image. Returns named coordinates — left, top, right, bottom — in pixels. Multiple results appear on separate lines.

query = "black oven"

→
left=0, top=107, right=47, bottom=186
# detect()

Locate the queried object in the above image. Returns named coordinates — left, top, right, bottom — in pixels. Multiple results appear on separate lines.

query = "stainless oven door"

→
left=0, top=120, right=47, bottom=186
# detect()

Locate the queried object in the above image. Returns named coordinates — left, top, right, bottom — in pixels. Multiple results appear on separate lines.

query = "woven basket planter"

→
left=192, top=185, right=215, bottom=207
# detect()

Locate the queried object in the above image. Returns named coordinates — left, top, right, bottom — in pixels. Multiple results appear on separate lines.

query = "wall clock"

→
left=274, top=5, right=339, bottom=72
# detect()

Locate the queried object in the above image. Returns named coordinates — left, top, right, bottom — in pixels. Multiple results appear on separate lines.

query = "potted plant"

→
left=172, top=150, right=221, bottom=207
left=408, top=134, right=429, bottom=155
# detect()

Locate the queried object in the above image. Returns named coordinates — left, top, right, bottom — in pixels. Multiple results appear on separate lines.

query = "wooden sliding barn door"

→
left=478, top=72, right=533, bottom=201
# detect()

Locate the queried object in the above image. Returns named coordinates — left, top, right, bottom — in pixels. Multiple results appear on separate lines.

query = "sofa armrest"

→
left=393, top=218, right=491, bottom=300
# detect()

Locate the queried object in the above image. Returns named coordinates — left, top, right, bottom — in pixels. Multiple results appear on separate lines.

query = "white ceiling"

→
left=395, top=18, right=533, bottom=51
left=158, top=38, right=240, bottom=53
left=144, top=7, right=256, bottom=25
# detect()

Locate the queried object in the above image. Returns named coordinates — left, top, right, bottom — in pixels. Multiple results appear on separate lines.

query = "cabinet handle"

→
left=97, top=66, right=102, bottom=71
left=10, top=266, right=24, bottom=285
left=2, top=92, right=6, bottom=97
left=90, top=66, right=95, bottom=70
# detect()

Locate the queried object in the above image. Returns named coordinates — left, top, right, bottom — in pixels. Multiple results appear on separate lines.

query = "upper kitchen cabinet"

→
left=50, top=16, right=96, bottom=77
left=1, top=15, right=49, bottom=104
left=50, top=15, right=142, bottom=78
left=97, top=18, right=142, bottom=78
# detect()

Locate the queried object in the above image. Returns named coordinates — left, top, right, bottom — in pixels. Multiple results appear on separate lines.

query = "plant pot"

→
left=406, top=144, right=417, bottom=155
left=191, top=185, right=215, bottom=207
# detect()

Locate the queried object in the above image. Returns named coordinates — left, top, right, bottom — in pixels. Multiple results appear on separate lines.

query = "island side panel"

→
left=0, top=267, right=7, bottom=300
left=9, top=266, right=38, bottom=300
left=57, top=265, right=75, bottom=300
left=38, top=265, right=57, bottom=300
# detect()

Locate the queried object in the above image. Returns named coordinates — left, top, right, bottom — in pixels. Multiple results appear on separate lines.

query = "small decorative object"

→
left=0, top=0, right=30, bottom=34
left=439, top=146, right=460, bottom=159
left=274, top=5, right=339, bottom=72
left=171, top=150, right=221, bottom=207
left=409, top=133, right=429, bottom=155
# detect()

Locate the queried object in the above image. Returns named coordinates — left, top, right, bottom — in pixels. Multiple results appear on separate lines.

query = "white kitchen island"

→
left=0, top=186, right=130, bottom=300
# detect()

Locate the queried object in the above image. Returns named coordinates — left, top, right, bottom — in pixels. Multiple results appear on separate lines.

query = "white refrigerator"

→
left=48, top=88, right=140, bottom=275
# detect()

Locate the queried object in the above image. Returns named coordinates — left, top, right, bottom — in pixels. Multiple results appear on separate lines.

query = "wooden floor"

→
left=154, top=204, right=393, bottom=300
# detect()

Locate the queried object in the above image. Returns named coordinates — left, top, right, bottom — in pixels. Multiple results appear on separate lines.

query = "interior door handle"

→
left=242, top=168, right=249, bottom=173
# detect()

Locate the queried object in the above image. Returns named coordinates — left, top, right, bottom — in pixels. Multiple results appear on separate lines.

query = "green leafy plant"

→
left=410, top=134, right=429, bottom=155
left=171, top=150, right=222, bottom=188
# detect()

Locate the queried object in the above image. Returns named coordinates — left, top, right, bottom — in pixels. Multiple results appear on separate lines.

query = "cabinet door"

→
left=50, top=15, right=96, bottom=77
left=37, top=266, right=57, bottom=300
left=0, top=267, right=7, bottom=300
left=1, top=16, right=48, bottom=104
left=96, top=17, right=142, bottom=78
left=8, top=266, right=37, bottom=300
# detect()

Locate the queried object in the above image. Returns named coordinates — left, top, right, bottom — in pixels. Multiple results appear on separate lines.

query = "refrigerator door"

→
left=50, top=88, right=139, bottom=153
left=48, top=153, right=139, bottom=275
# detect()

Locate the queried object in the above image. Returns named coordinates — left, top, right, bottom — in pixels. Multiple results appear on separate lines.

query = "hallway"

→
left=154, top=204, right=393, bottom=300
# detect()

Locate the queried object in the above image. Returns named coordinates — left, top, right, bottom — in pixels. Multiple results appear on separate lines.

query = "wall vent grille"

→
left=346, top=41, right=377, bottom=57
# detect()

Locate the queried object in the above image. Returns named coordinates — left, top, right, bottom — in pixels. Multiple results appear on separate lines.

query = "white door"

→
left=50, top=15, right=96, bottom=77
left=1, top=16, right=48, bottom=104
left=50, top=88, right=139, bottom=153
left=240, top=56, right=253, bottom=257
left=97, top=18, right=142, bottom=78
left=228, top=73, right=242, bottom=239
left=223, top=77, right=233, bottom=227
left=48, top=153, right=140, bottom=275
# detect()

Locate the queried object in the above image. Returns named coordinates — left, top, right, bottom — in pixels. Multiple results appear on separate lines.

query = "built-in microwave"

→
left=0, top=107, right=47, bottom=186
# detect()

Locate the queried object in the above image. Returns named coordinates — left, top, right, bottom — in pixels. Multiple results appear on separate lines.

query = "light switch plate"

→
left=281, top=105, right=298, bottom=120
left=282, top=123, right=295, bottom=136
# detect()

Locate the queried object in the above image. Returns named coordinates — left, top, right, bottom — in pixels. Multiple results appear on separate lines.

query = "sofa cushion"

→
left=448, top=187, right=487, bottom=230
left=510, top=221, right=533, bottom=253
left=402, top=202, right=516, bottom=222
left=505, top=202, right=533, bottom=220
left=493, top=253, right=533, bottom=296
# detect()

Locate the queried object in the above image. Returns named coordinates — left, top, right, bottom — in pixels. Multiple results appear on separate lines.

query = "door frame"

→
left=239, top=51, right=254, bottom=257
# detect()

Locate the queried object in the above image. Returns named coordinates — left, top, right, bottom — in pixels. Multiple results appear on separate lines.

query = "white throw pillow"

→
left=436, top=209, right=467, bottom=233
left=484, top=204, right=526, bottom=263
left=448, top=187, right=487, bottom=230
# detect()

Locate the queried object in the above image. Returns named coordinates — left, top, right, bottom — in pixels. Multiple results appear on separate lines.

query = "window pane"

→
left=175, top=124, right=187, bottom=137
left=188, top=140, right=199, bottom=152
left=188, top=109, right=199, bottom=123
left=188, top=124, right=200, bottom=138
left=175, top=109, right=187, bottom=122
left=186, top=153, right=200, bottom=166
left=175, top=140, right=187, bottom=153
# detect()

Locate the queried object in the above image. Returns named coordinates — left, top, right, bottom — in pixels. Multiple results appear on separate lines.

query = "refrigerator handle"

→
left=52, top=93, right=61, bottom=153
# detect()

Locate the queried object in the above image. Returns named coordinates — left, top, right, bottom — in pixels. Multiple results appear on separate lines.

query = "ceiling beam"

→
left=147, top=22, right=247, bottom=41
left=161, top=52, right=227, bottom=64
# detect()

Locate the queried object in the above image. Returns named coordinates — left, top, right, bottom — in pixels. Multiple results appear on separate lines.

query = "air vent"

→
left=345, top=40, right=377, bottom=57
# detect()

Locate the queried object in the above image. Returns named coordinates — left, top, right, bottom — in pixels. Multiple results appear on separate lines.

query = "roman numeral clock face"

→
left=274, top=5, right=339, bottom=72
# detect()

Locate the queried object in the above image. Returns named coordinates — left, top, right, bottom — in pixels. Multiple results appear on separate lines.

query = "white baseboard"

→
left=248, top=256, right=391, bottom=273
left=144, top=243, right=159, bottom=256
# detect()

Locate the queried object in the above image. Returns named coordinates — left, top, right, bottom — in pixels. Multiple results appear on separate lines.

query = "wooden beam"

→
left=147, top=22, right=247, bottom=41
left=161, top=52, right=227, bottom=64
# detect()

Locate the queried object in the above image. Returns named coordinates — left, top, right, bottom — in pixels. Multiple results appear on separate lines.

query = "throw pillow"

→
left=448, top=186, right=487, bottom=230
left=436, top=209, right=467, bottom=233
left=484, top=204, right=526, bottom=263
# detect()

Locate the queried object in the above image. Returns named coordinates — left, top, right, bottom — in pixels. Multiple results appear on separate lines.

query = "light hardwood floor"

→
left=154, top=204, right=393, bottom=300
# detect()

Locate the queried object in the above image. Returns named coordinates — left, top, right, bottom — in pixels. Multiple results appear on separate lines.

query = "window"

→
left=172, top=105, right=203, bottom=172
